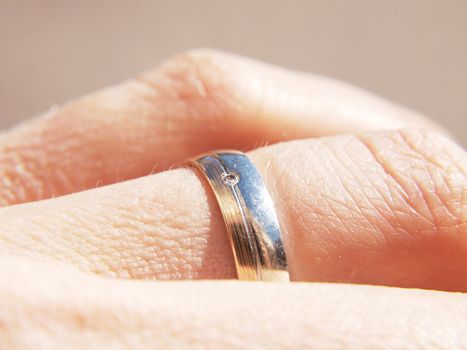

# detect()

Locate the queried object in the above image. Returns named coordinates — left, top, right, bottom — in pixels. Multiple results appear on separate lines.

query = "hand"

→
left=1, top=50, right=465, bottom=349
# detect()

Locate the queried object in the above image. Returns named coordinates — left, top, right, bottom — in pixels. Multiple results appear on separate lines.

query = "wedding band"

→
left=188, top=151, right=289, bottom=281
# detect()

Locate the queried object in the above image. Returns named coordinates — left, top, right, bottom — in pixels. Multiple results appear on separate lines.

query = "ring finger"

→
left=0, top=128, right=465, bottom=291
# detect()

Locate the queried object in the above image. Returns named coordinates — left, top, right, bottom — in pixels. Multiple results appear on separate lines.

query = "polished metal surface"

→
left=189, top=151, right=289, bottom=281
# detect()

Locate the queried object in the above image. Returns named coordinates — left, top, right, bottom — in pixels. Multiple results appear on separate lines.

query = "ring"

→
left=188, top=151, right=289, bottom=282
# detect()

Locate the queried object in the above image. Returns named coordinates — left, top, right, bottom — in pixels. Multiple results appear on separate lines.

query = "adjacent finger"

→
left=0, top=129, right=465, bottom=291
left=0, top=49, right=442, bottom=206
left=1, top=257, right=466, bottom=349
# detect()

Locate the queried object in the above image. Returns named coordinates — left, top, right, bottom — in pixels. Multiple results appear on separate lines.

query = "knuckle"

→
left=360, top=128, right=466, bottom=235
left=254, top=130, right=466, bottom=285
left=138, top=48, right=239, bottom=120
left=259, top=128, right=467, bottom=234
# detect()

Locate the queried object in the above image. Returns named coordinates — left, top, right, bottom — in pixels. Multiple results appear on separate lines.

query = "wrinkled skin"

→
left=0, top=50, right=466, bottom=349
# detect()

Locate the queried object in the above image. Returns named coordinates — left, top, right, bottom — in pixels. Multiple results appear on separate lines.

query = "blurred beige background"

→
left=0, top=0, right=466, bottom=144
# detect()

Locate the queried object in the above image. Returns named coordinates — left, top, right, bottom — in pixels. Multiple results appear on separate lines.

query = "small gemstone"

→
left=221, top=172, right=240, bottom=186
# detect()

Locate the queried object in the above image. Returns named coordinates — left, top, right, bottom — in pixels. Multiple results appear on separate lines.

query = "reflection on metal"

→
left=189, top=151, right=289, bottom=282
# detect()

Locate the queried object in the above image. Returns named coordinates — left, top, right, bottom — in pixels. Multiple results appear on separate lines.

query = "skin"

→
left=0, top=49, right=466, bottom=349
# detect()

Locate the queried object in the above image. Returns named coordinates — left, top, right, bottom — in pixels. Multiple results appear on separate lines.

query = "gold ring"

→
left=188, top=151, right=289, bottom=281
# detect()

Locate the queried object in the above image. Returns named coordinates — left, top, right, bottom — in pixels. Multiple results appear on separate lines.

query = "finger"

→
left=2, top=257, right=466, bottom=349
left=0, top=129, right=465, bottom=291
left=0, top=49, right=443, bottom=206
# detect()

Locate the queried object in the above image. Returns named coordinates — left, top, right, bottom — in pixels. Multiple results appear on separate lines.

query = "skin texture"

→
left=0, top=50, right=441, bottom=206
left=0, top=129, right=465, bottom=291
left=2, top=257, right=467, bottom=350
left=0, top=50, right=466, bottom=348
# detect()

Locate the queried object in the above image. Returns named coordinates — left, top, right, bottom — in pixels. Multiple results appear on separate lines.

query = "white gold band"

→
left=189, top=151, right=289, bottom=282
